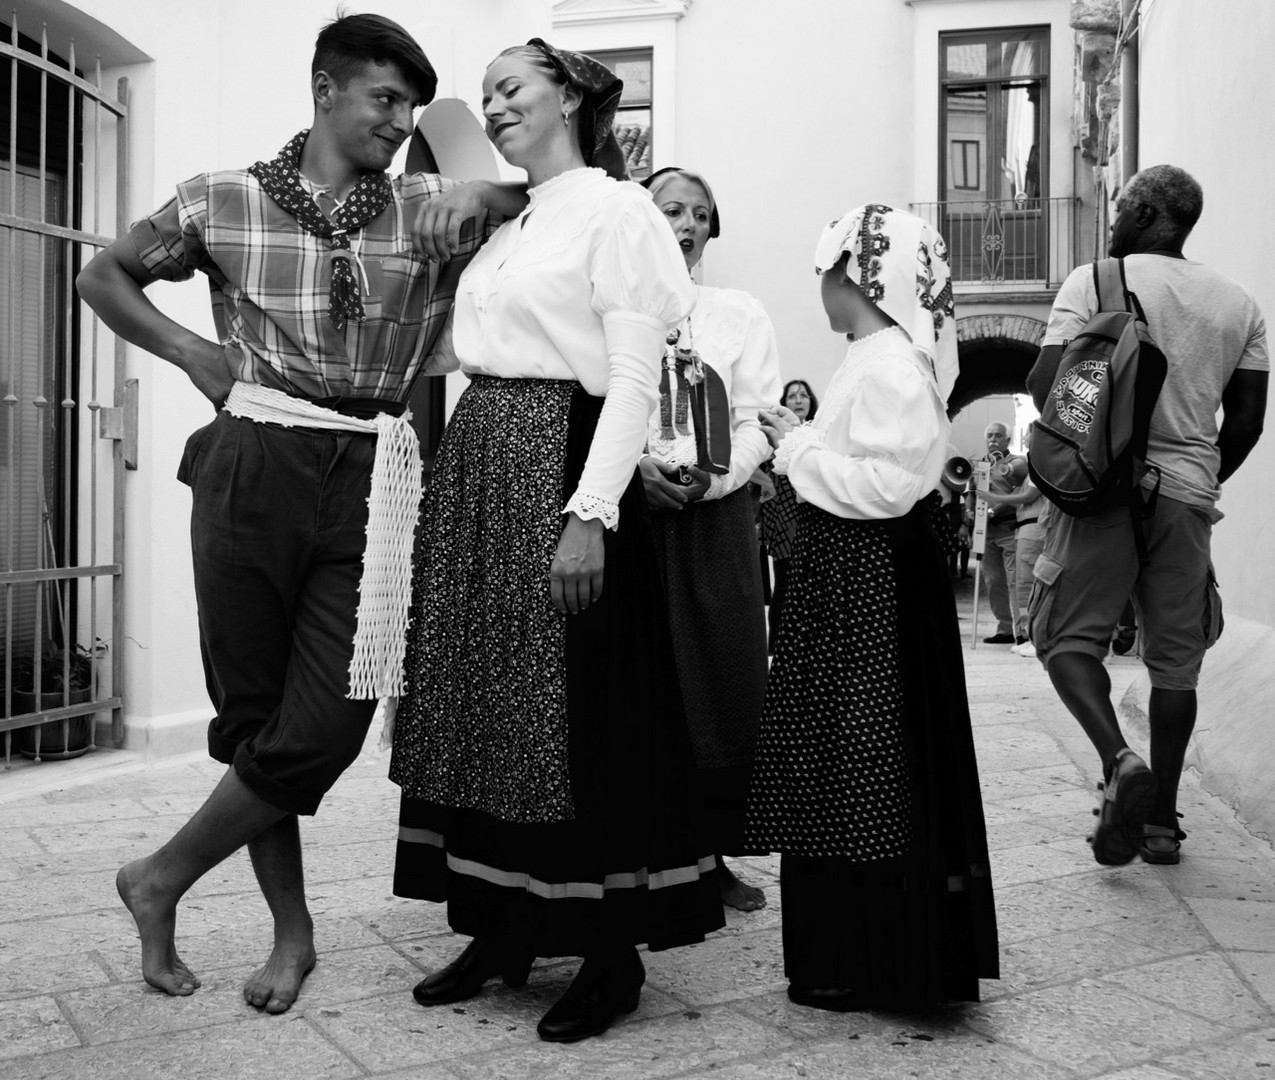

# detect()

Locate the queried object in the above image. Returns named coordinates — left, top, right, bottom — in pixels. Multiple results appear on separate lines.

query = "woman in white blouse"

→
left=637, top=166, right=782, bottom=913
left=743, top=205, right=999, bottom=1013
left=388, top=40, right=722, bottom=1042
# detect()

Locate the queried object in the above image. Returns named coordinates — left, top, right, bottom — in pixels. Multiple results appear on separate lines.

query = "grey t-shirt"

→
left=1044, top=254, right=1268, bottom=509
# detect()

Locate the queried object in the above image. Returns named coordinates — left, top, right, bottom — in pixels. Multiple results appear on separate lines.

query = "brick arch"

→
left=948, top=313, right=1048, bottom=414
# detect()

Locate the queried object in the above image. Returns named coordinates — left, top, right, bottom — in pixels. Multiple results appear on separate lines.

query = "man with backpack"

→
left=1025, top=165, right=1267, bottom=867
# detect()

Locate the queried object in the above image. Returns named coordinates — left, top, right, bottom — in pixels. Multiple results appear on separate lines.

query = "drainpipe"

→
left=1120, top=0, right=1139, bottom=185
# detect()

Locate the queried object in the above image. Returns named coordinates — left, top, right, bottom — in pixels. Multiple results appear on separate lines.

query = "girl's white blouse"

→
left=644, top=285, right=783, bottom=499
left=427, top=167, right=695, bottom=528
left=773, top=326, right=950, bottom=519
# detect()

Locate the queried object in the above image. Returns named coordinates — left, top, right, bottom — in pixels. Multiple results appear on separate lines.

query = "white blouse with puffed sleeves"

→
left=773, top=326, right=950, bottom=520
left=424, top=167, right=695, bottom=529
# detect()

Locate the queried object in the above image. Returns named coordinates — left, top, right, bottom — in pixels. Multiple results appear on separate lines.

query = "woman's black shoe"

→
left=412, top=938, right=534, bottom=1006
left=536, top=948, right=645, bottom=1042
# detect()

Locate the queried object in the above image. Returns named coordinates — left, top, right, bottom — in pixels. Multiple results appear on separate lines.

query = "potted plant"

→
left=10, top=639, right=106, bottom=760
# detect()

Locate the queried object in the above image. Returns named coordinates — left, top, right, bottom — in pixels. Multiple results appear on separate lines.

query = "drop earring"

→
left=561, top=107, right=570, bottom=127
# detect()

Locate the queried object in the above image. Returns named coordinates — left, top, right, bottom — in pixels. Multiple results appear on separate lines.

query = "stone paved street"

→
left=3, top=587, right=1274, bottom=1079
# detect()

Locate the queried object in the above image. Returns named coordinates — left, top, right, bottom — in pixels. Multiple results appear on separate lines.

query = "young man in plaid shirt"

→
left=77, top=13, right=526, bottom=1014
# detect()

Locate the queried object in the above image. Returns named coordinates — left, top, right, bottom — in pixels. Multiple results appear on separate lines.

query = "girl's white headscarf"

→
left=813, top=204, right=959, bottom=402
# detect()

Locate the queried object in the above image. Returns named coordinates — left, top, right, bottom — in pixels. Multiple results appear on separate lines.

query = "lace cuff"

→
left=703, top=473, right=731, bottom=501
left=772, top=423, right=823, bottom=476
left=564, top=490, right=621, bottom=531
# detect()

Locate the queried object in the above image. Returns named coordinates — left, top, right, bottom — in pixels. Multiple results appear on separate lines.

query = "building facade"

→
left=4, top=0, right=1269, bottom=838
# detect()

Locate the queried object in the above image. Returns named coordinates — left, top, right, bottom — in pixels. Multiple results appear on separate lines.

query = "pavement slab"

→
left=1181, top=896, right=1275, bottom=951
left=964, top=978, right=1232, bottom=1072
left=675, top=1029, right=1074, bottom=1080
left=2, top=587, right=1273, bottom=1079
left=1158, top=1026, right=1275, bottom=1080
left=6, top=1014, right=364, bottom=1080
left=441, top=1002, right=793, bottom=1080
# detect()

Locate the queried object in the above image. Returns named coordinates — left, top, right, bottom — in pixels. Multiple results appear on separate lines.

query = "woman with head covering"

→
left=636, top=166, right=783, bottom=914
left=388, top=41, right=723, bottom=1042
left=758, top=379, right=819, bottom=651
left=744, top=205, right=998, bottom=1012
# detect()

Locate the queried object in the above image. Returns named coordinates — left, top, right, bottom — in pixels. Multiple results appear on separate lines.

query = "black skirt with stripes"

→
left=389, top=376, right=723, bottom=956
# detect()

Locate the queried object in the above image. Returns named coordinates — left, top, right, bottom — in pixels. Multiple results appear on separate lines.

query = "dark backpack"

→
left=1028, top=259, right=1166, bottom=547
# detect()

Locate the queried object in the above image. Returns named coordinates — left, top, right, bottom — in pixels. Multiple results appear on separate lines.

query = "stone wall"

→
left=1070, top=0, right=1122, bottom=199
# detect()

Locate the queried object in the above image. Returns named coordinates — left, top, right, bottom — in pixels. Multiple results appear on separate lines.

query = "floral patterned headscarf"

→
left=814, top=204, right=959, bottom=402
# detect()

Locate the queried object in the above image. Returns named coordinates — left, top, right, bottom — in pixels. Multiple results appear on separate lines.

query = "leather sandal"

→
left=1141, top=818, right=1187, bottom=865
left=1087, top=748, right=1157, bottom=865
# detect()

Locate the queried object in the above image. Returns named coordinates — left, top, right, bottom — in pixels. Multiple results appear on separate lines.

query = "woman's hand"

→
left=681, top=465, right=712, bottom=501
left=641, top=458, right=687, bottom=510
left=757, top=405, right=801, bottom=449
left=640, top=458, right=711, bottom=509
left=550, top=513, right=605, bottom=614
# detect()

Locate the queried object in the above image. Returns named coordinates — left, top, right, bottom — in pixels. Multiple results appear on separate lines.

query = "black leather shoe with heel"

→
left=412, top=938, right=535, bottom=1006
left=536, top=948, right=645, bottom=1043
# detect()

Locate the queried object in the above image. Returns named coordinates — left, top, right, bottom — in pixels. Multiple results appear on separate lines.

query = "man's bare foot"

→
left=116, top=860, right=201, bottom=995
left=717, top=857, right=767, bottom=912
left=243, top=936, right=317, bottom=1014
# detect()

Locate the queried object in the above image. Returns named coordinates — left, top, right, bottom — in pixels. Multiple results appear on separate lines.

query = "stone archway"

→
left=948, top=313, right=1047, bottom=414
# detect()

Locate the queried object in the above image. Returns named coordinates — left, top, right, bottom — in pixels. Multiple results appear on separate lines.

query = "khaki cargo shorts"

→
left=1028, top=495, right=1223, bottom=690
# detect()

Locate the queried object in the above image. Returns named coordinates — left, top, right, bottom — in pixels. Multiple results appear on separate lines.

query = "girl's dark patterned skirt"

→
left=744, top=500, right=999, bottom=1009
left=389, top=375, right=723, bottom=956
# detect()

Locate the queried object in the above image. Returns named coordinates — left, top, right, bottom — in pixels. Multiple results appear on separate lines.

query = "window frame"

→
left=585, top=46, right=653, bottom=180
left=938, top=25, right=1050, bottom=204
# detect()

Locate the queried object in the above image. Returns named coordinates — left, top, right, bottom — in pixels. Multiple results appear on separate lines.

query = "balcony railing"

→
left=909, top=197, right=1077, bottom=289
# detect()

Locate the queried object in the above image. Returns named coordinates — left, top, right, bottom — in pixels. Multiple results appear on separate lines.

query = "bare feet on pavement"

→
left=717, top=856, right=768, bottom=912
left=243, top=935, right=317, bottom=1014
left=116, top=859, right=202, bottom=996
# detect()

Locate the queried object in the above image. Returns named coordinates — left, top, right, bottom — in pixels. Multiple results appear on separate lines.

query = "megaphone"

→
left=942, top=455, right=973, bottom=490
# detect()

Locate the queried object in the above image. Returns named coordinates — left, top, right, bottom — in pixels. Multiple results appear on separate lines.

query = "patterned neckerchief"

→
left=248, top=129, right=393, bottom=331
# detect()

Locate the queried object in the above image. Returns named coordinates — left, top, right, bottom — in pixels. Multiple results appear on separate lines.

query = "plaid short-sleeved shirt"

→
left=130, top=170, right=481, bottom=403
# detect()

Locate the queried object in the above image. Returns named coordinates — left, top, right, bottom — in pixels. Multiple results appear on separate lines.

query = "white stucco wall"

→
left=20, top=0, right=1082, bottom=748
left=671, top=0, right=919, bottom=397
left=23, top=0, right=549, bottom=746
left=1114, top=0, right=1275, bottom=842
left=553, top=0, right=1071, bottom=400
left=1135, top=0, right=1275, bottom=629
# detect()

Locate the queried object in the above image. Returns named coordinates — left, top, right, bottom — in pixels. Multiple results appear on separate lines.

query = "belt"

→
left=1011, top=517, right=1039, bottom=530
left=224, top=380, right=422, bottom=700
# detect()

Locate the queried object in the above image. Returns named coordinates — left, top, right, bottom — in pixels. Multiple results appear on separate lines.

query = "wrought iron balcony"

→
left=909, top=197, right=1078, bottom=289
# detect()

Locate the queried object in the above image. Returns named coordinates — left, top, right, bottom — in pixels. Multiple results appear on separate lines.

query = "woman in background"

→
left=758, top=379, right=819, bottom=651
left=639, top=166, right=783, bottom=913
left=745, top=205, right=998, bottom=1012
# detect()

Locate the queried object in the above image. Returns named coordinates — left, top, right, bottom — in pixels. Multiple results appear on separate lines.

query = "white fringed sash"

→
left=224, top=380, right=422, bottom=700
